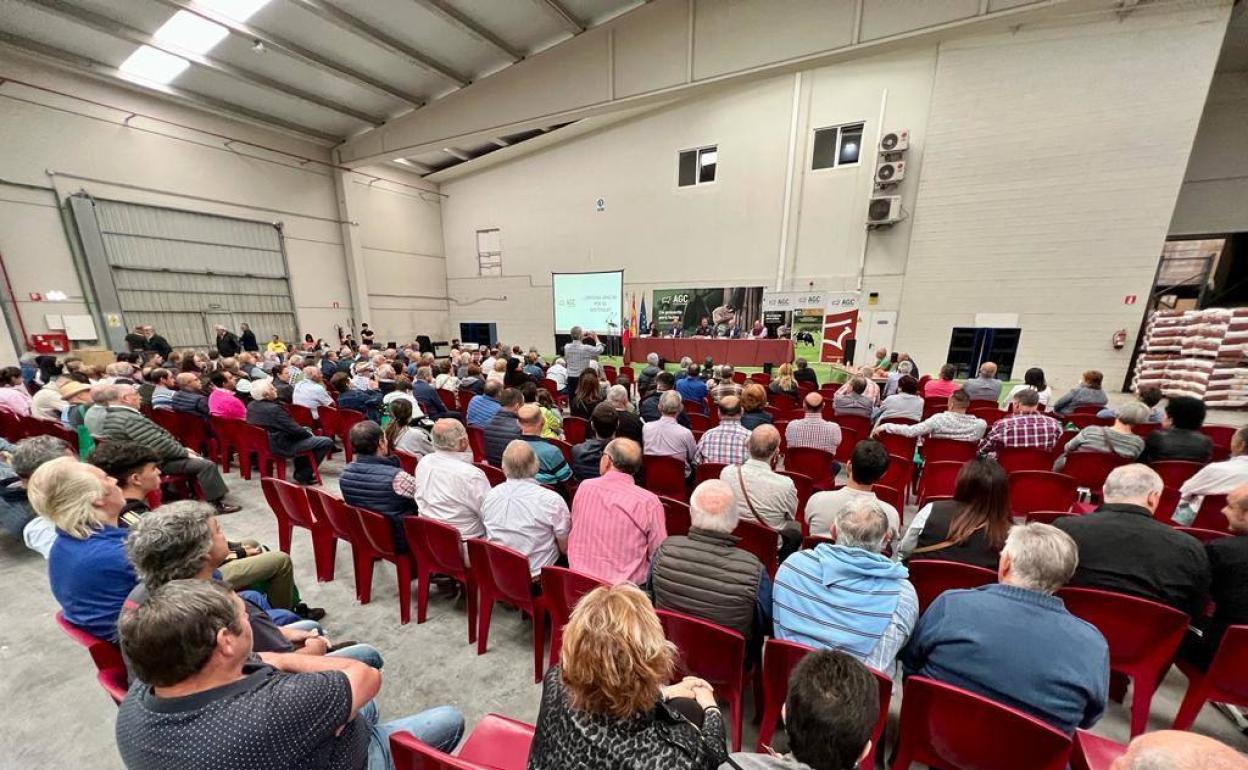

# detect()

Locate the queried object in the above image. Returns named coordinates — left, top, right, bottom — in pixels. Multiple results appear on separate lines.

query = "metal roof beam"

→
left=534, top=0, right=585, bottom=34
left=18, top=0, right=385, bottom=126
left=285, top=0, right=469, bottom=87
left=409, top=0, right=524, bottom=62
left=0, top=31, right=341, bottom=143
left=150, top=0, right=425, bottom=107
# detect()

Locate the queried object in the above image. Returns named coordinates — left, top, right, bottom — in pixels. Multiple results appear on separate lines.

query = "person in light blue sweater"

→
left=900, top=522, right=1109, bottom=735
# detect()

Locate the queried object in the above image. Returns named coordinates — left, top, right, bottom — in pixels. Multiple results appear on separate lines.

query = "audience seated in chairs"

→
left=641, top=372, right=692, bottom=429
left=636, top=352, right=662, bottom=395
left=568, top=438, right=665, bottom=584
left=1177, top=426, right=1248, bottom=519
left=650, top=479, right=771, bottom=654
left=170, top=372, right=210, bottom=419
left=481, top=440, right=570, bottom=577
left=1054, top=401, right=1149, bottom=471
left=1097, top=384, right=1164, bottom=424
left=115, top=579, right=462, bottom=770
left=340, top=419, right=419, bottom=551
left=895, top=457, right=1011, bottom=569
left=5, top=435, right=76, bottom=556
left=806, top=439, right=900, bottom=538
left=1053, top=369, right=1110, bottom=416
left=98, top=381, right=240, bottom=513
left=725, top=650, right=879, bottom=770
left=28, top=456, right=134, bottom=642
left=1054, top=464, right=1209, bottom=617
left=675, top=363, right=709, bottom=403
left=924, top=363, right=960, bottom=400
left=466, top=379, right=503, bottom=427
left=1139, top=395, right=1214, bottom=464
left=873, top=374, right=923, bottom=424
left=902, top=522, right=1109, bottom=735
left=961, top=361, right=1003, bottom=402
left=292, top=365, right=334, bottom=419
left=606, top=384, right=643, bottom=445
left=720, top=426, right=800, bottom=557
left=571, top=403, right=617, bottom=482
left=570, top=370, right=605, bottom=420
left=482, top=388, right=524, bottom=467
left=247, top=380, right=334, bottom=485
left=412, top=365, right=450, bottom=420
left=528, top=584, right=727, bottom=770
left=1181, top=483, right=1248, bottom=670
left=696, top=395, right=751, bottom=466
left=978, top=388, right=1063, bottom=456
left=207, top=370, right=246, bottom=420
left=740, top=383, right=774, bottom=431
left=0, top=365, right=33, bottom=415
left=874, top=388, right=987, bottom=443
left=711, top=364, right=744, bottom=405
left=1006, top=366, right=1054, bottom=409
left=517, top=404, right=571, bottom=485
left=643, top=391, right=698, bottom=477
left=60, top=380, right=94, bottom=428
left=383, top=399, right=434, bottom=459
left=414, top=419, right=489, bottom=543
left=786, top=392, right=843, bottom=456
left=773, top=498, right=916, bottom=679
left=332, top=371, right=383, bottom=423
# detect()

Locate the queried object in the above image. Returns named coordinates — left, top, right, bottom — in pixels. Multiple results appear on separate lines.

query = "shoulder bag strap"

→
left=737, top=465, right=781, bottom=533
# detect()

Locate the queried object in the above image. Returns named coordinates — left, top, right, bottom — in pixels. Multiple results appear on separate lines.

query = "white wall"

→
left=1170, top=72, right=1248, bottom=236
left=0, top=50, right=447, bottom=354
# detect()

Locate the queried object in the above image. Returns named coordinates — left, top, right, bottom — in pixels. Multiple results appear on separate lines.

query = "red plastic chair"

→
left=602, top=365, right=617, bottom=385
left=335, top=408, right=366, bottom=462
left=877, top=455, right=914, bottom=501
left=317, top=405, right=341, bottom=445
left=1008, top=471, right=1078, bottom=517
left=467, top=427, right=487, bottom=462
left=908, top=560, right=997, bottom=613
left=260, top=476, right=293, bottom=553
left=285, top=402, right=320, bottom=431
left=643, top=454, right=688, bottom=501
left=1057, top=587, right=1189, bottom=736
left=733, top=371, right=747, bottom=384
left=1071, top=405, right=1102, bottom=415
left=1026, top=510, right=1078, bottom=526
left=1064, top=414, right=1114, bottom=430
left=1061, top=451, right=1129, bottom=499
left=1153, top=487, right=1181, bottom=524
left=544, top=437, right=574, bottom=465
left=538, top=378, right=560, bottom=401
left=876, top=432, right=918, bottom=462
left=403, top=516, right=476, bottom=641
left=540, top=566, right=609, bottom=666
left=890, top=676, right=1072, bottom=770
left=391, top=713, right=535, bottom=770
left=922, top=395, right=949, bottom=419
left=436, top=388, right=457, bottom=411
left=802, top=534, right=835, bottom=549
left=473, top=462, right=506, bottom=487
left=1189, top=494, right=1230, bottom=531
left=1054, top=429, right=1079, bottom=455
left=394, top=449, right=419, bottom=475
left=784, top=446, right=837, bottom=491
left=466, top=539, right=545, bottom=682
left=916, top=461, right=964, bottom=507
left=351, top=506, right=411, bottom=624
left=1073, top=730, right=1126, bottom=770
left=561, top=415, right=588, bottom=445
left=750, top=372, right=772, bottom=386
left=657, top=609, right=753, bottom=752
left=877, top=416, right=918, bottom=427
left=1149, top=460, right=1204, bottom=489
left=695, top=462, right=728, bottom=484
left=683, top=398, right=706, bottom=416
left=308, top=488, right=378, bottom=604
left=236, top=420, right=323, bottom=484
left=660, top=496, right=691, bottom=537
left=164, top=411, right=217, bottom=462
left=1202, top=424, right=1237, bottom=461
left=457, top=389, right=476, bottom=413
left=54, top=611, right=128, bottom=705
left=969, top=406, right=1008, bottom=426
left=832, top=414, right=871, bottom=439
left=1177, top=525, right=1230, bottom=544
left=776, top=470, right=813, bottom=530
left=0, top=408, right=24, bottom=441
left=755, top=638, right=891, bottom=770
left=996, top=447, right=1057, bottom=474
left=1172, top=624, right=1248, bottom=730
left=921, top=438, right=978, bottom=464
left=734, top=518, right=778, bottom=578
left=687, top=412, right=711, bottom=432
left=833, top=426, right=860, bottom=465
left=872, top=484, right=904, bottom=515
left=271, top=478, right=337, bottom=582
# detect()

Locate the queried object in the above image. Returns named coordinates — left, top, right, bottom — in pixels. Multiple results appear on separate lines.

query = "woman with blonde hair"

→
left=27, top=455, right=134, bottom=641
left=769, top=363, right=799, bottom=398
left=528, top=584, right=727, bottom=770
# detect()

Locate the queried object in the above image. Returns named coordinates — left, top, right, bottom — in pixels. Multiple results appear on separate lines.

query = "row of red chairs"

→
left=0, top=410, right=80, bottom=451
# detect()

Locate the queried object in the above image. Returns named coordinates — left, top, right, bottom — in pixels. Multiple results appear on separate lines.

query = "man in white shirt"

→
left=292, top=366, right=333, bottom=419
left=414, top=419, right=490, bottom=541
left=546, top=358, right=568, bottom=391
left=720, top=425, right=798, bottom=532
left=481, top=440, right=571, bottom=576
left=806, top=439, right=901, bottom=538
left=1178, top=426, right=1248, bottom=519
left=642, top=391, right=698, bottom=475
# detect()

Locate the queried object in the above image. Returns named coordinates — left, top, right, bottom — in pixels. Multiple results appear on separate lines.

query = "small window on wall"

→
left=678, top=146, right=717, bottom=187
left=811, top=122, right=865, bottom=170
left=476, top=228, right=501, bottom=277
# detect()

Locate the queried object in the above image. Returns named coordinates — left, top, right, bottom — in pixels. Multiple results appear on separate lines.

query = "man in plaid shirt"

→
left=710, top=364, right=744, bottom=405
left=696, top=395, right=751, bottom=465
left=786, top=393, right=843, bottom=455
left=978, top=388, right=1063, bottom=456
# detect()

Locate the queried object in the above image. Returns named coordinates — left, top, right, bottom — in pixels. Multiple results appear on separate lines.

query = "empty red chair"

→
left=916, top=460, right=964, bottom=507
left=921, top=438, right=977, bottom=464
left=733, top=371, right=747, bottom=384
left=1149, top=460, right=1204, bottom=489
left=467, top=427, right=486, bottom=462
left=784, top=447, right=837, bottom=491
left=618, top=366, right=635, bottom=382
left=473, top=462, right=506, bottom=487
left=54, top=611, right=128, bottom=704
left=750, top=372, right=771, bottom=386
left=335, top=408, right=366, bottom=462
left=776, top=470, right=813, bottom=529
left=1073, top=730, right=1126, bottom=770
left=308, top=488, right=378, bottom=604
left=540, top=566, right=609, bottom=666
left=391, top=713, right=535, bottom=770
left=832, top=414, right=871, bottom=439
left=1009, top=471, right=1078, bottom=517
left=877, top=431, right=918, bottom=462
left=890, top=676, right=1072, bottom=770
left=466, top=539, right=546, bottom=682
left=877, top=455, right=914, bottom=501
left=660, top=496, right=691, bottom=537
left=872, top=484, right=904, bottom=514
left=457, top=389, right=476, bottom=413
left=1057, top=587, right=1189, bottom=736
left=1061, top=451, right=1129, bottom=499
left=562, top=415, right=588, bottom=444
left=834, top=426, right=860, bottom=465
left=1172, top=624, right=1248, bottom=730
left=922, top=396, right=949, bottom=419
left=544, top=437, right=574, bottom=465
left=1071, top=405, right=1102, bottom=415
left=436, top=388, right=457, bottom=411
left=1188, top=493, right=1230, bottom=532
left=908, top=560, right=997, bottom=614
left=1202, top=424, right=1237, bottom=461
left=355, top=506, right=413, bottom=624
left=260, top=476, right=293, bottom=553
left=683, top=398, right=706, bottom=416
left=403, top=516, right=476, bottom=641
left=996, top=446, right=1057, bottom=474
left=687, top=412, right=712, bottom=432
left=969, top=406, right=1007, bottom=425
left=272, top=478, right=337, bottom=582
left=734, top=518, right=778, bottom=578
left=394, top=449, right=419, bottom=475
left=602, top=365, right=617, bottom=385
left=695, top=462, right=728, bottom=484
left=317, top=405, right=341, bottom=446
left=643, top=454, right=688, bottom=501
left=657, top=609, right=752, bottom=751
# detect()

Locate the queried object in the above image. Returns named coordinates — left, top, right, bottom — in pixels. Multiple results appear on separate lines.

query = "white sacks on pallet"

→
left=1133, top=308, right=1247, bottom=408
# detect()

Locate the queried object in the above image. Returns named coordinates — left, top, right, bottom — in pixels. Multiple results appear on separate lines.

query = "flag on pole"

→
left=629, top=294, right=638, bottom=337
left=639, top=297, right=649, bottom=335
left=621, top=293, right=632, bottom=355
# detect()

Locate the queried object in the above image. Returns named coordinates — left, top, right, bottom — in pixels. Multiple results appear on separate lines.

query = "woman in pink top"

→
left=0, top=366, right=33, bottom=416
left=923, top=363, right=962, bottom=399
left=206, top=369, right=247, bottom=419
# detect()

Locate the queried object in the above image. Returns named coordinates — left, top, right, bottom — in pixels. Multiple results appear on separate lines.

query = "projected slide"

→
left=553, top=271, right=623, bottom=334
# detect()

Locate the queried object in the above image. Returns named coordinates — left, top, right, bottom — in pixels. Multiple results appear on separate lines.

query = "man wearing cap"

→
left=58, top=381, right=93, bottom=429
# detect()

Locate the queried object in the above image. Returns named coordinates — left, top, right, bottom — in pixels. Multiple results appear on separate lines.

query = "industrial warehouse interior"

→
left=2, top=0, right=1248, bottom=769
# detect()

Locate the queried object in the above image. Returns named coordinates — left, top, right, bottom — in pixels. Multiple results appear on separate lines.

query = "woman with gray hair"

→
left=245, top=379, right=334, bottom=485
left=1054, top=400, right=1149, bottom=471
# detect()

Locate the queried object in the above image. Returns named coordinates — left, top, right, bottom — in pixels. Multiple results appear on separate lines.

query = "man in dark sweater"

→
left=1139, top=395, right=1214, bottom=463
left=339, top=421, right=418, bottom=550
left=1183, top=483, right=1248, bottom=669
left=1055, top=463, right=1210, bottom=618
left=901, top=522, right=1109, bottom=735
left=238, top=322, right=259, bottom=353
left=214, top=324, right=241, bottom=357
left=482, top=388, right=523, bottom=467
left=639, top=371, right=691, bottom=428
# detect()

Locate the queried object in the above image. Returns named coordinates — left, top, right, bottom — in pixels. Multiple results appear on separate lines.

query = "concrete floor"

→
left=3, top=433, right=1248, bottom=769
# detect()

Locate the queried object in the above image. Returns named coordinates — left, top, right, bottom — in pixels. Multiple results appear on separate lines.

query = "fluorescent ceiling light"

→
left=195, top=0, right=273, bottom=23
left=393, top=158, right=414, bottom=166
left=154, top=11, right=228, bottom=54
left=119, top=45, right=190, bottom=85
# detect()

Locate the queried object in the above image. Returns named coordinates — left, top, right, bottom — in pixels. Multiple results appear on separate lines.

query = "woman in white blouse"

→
left=1005, top=367, right=1053, bottom=409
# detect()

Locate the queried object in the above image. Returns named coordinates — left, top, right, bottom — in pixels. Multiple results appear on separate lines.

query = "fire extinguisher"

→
left=1112, top=329, right=1127, bottom=350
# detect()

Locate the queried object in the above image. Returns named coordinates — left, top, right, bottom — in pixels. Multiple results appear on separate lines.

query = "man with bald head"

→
left=1183, top=483, right=1248, bottom=669
left=516, top=403, right=571, bottom=484
left=721, top=425, right=800, bottom=556
left=963, top=361, right=1003, bottom=402
left=786, top=391, right=843, bottom=457
left=696, top=395, right=750, bottom=465
left=481, top=440, right=571, bottom=577
left=1111, top=730, right=1248, bottom=770
left=413, top=418, right=490, bottom=541
left=568, top=438, right=666, bottom=584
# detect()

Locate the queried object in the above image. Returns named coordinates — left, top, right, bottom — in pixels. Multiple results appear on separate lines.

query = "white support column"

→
left=332, top=168, right=371, bottom=332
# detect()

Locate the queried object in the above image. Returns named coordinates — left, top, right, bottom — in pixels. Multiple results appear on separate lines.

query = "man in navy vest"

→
left=339, top=421, right=418, bottom=550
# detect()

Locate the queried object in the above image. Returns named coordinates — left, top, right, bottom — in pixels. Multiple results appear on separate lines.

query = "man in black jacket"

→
left=238, top=322, right=259, bottom=353
left=571, top=403, right=617, bottom=481
left=1182, top=483, right=1248, bottom=669
left=140, top=324, right=172, bottom=359
left=1055, top=463, right=1209, bottom=618
left=214, top=324, right=241, bottom=357
left=245, top=380, right=333, bottom=484
left=1139, top=395, right=1214, bottom=463
left=483, top=388, right=523, bottom=467
left=639, top=371, right=691, bottom=429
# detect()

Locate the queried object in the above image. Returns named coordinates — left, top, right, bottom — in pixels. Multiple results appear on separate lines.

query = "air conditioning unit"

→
left=875, top=160, right=905, bottom=185
left=879, top=129, right=909, bottom=153
left=867, top=196, right=902, bottom=225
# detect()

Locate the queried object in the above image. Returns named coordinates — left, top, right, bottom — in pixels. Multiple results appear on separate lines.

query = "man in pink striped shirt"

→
left=568, top=438, right=667, bottom=584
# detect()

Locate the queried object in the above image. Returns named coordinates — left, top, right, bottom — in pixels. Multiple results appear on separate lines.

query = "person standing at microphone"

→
left=564, top=326, right=605, bottom=399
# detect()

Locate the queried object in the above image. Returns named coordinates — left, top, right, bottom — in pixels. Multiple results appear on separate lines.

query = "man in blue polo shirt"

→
left=675, top=363, right=708, bottom=404
left=517, top=405, right=571, bottom=485
left=466, top=380, right=503, bottom=427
